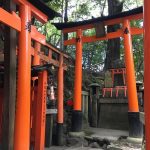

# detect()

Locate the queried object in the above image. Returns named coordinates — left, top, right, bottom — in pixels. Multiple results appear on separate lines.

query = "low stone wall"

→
left=97, top=98, right=129, bottom=131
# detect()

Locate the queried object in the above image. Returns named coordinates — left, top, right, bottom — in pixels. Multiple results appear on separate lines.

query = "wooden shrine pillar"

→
left=34, top=71, right=47, bottom=150
left=30, top=42, right=41, bottom=147
left=144, top=0, right=150, bottom=149
left=123, top=19, right=142, bottom=138
left=72, top=29, right=83, bottom=132
left=14, top=4, right=31, bottom=150
left=56, top=55, right=64, bottom=145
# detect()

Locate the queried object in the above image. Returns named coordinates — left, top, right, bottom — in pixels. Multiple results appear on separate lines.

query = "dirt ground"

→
left=45, top=128, right=143, bottom=150
left=46, top=142, right=141, bottom=150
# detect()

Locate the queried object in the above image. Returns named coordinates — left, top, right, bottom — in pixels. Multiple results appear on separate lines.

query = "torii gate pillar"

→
left=72, top=29, right=83, bottom=132
left=144, top=0, right=150, bottom=149
left=14, top=4, right=31, bottom=150
left=123, top=19, right=143, bottom=138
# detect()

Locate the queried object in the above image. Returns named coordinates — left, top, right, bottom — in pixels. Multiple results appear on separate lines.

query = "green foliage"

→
left=82, top=41, right=106, bottom=72
left=130, top=19, right=143, bottom=81
left=71, top=3, right=91, bottom=21
left=45, top=0, right=63, bottom=12
left=123, top=0, right=143, bottom=9
left=45, top=22, right=61, bottom=45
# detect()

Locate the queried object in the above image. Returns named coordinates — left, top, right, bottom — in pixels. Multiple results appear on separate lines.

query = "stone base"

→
left=72, top=110, right=83, bottom=132
left=45, top=114, right=53, bottom=147
left=56, top=123, right=64, bottom=146
left=128, top=112, right=143, bottom=138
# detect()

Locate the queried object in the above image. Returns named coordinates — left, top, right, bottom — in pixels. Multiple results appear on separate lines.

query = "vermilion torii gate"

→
left=0, top=0, right=68, bottom=149
left=53, top=6, right=143, bottom=135
left=144, top=0, right=150, bottom=150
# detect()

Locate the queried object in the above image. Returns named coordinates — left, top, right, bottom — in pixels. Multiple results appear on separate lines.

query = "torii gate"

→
left=53, top=6, right=143, bottom=136
left=144, top=0, right=150, bottom=150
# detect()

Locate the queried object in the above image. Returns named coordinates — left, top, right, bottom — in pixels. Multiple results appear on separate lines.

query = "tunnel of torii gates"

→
left=0, top=0, right=150, bottom=150
left=0, top=0, right=69, bottom=150
left=54, top=5, right=150, bottom=149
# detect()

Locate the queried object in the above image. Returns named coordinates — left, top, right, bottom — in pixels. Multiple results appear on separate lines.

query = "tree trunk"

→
left=105, top=0, right=124, bottom=70
left=104, top=0, right=124, bottom=86
left=63, top=0, right=68, bottom=51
